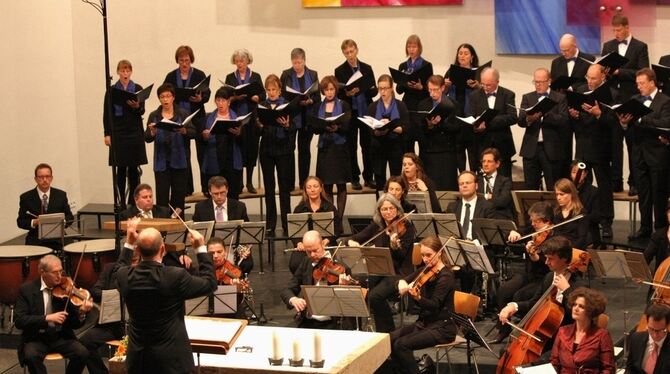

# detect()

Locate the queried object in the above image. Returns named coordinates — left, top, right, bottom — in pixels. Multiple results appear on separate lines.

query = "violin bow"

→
left=64, top=244, right=87, bottom=311
left=361, top=209, right=416, bottom=247
left=511, top=213, right=585, bottom=243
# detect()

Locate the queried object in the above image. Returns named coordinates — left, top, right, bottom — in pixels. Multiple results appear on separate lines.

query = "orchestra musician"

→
left=401, top=152, right=441, bottom=213
left=553, top=178, right=590, bottom=249
left=388, top=236, right=457, bottom=374
left=550, top=287, right=615, bottom=373
left=348, top=194, right=417, bottom=332
left=192, top=176, right=249, bottom=223
left=200, top=86, right=243, bottom=199
left=144, top=83, right=196, bottom=214
left=15, top=254, right=94, bottom=374
left=280, top=230, right=353, bottom=329
left=626, top=303, right=670, bottom=374
left=224, top=48, right=265, bottom=194
left=115, top=218, right=216, bottom=374
left=17, top=163, right=74, bottom=250
left=334, top=38, right=377, bottom=190
left=207, top=236, right=252, bottom=318
left=163, top=45, right=210, bottom=196
left=384, top=175, right=418, bottom=214
left=417, top=74, right=459, bottom=191
left=280, top=48, right=320, bottom=189
left=102, top=59, right=147, bottom=208
left=570, top=160, right=603, bottom=247
left=311, top=75, right=352, bottom=220
left=293, top=175, right=342, bottom=236
left=477, top=147, right=515, bottom=220
left=396, top=34, right=433, bottom=154
left=644, top=203, right=670, bottom=272
left=444, top=43, right=482, bottom=172
left=491, top=201, right=553, bottom=344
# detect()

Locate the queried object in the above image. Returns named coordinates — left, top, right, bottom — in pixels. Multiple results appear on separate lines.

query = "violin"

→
left=387, top=219, right=408, bottom=250
left=215, top=260, right=249, bottom=292
left=52, top=276, right=94, bottom=308
left=408, top=264, right=441, bottom=298
left=312, top=258, right=347, bottom=285
left=527, top=226, right=552, bottom=256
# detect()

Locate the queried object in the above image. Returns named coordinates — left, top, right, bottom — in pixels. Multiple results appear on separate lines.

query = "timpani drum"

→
left=0, top=246, right=53, bottom=305
left=64, top=239, right=116, bottom=290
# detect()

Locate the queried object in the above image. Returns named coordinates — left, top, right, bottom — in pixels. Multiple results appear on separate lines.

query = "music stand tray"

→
left=448, top=311, right=497, bottom=358
left=588, top=249, right=651, bottom=281
left=237, top=222, right=265, bottom=245
left=458, top=239, right=495, bottom=274
left=98, top=289, right=124, bottom=325
left=412, top=213, right=462, bottom=239
left=213, top=220, right=245, bottom=243
left=185, top=296, right=211, bottom=316
left=335, top=247, right=396, bottom=276
left=512, top=191, right=556, bottom=227
left=301, top=285, right=370, bottom=318
left=472, top=218, right=517, bottom=246
left=286, top=212, right=335, bottom=239
left=189, top=220, right=216, bottom=242
left=407, top=191, right=432, bottom=213
left=38, top=213, right=65, bottom=241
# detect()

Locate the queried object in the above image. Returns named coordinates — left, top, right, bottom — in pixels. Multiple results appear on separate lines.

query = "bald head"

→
left=559, top=34, right=578, bottom=59
left=480, top=67, right=499, bottom=93
left=136, top=227, right=165, bottom=259
left=301, top=230, right=327, bottom=262
left=586, top=64, right=606, bottom=90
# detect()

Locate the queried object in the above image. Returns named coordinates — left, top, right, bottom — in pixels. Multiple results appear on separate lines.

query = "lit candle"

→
left=292, top=339, right=301, bottom=361
left=272, top=331, right=281, bottom=360
left=313, top=332, right=322, bottom=362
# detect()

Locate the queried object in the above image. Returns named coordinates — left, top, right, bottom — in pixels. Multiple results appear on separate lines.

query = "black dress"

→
left=103, top=82, right=148, bottom=167
left=313, top=102, right=352, bottom=185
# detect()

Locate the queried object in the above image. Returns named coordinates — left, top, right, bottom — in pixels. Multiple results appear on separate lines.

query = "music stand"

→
left=473, top=218, right=517, bottom=280
left=185, top=296, right=211, bottom=316
left=442, top=237, right=468, bottom=269
left=213, top=220, right=244, bottom=243
left=511, top=191, right=556, bottom=227
left=412, top=213, right=462, bottom=239
left=98, top=289, right=124, bottom=325
left=335, top=247, right=396, bottom=276
left=407, top=191, right=433, bottom=213
left=301, top=285, right=370, bottom=318
left=448, top=311, right=498, bottom=373
left=238, top=221, right=266, bottom=273
left=286, top=212, right=335, bottom=239
left=38, top=213, right=66, bottom=248
left=435, top=191, right=460, bottom=214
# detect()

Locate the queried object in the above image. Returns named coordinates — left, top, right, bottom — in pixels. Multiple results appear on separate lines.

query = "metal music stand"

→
left=237, top=221, right=266, bottom=273
left=38, top=213, right=66, bottom=248
left=473, top=218, right=517, bottom=280
left=448, top=311, right=498, bottom=374
left=213, top=220, right=245, bottom=243
left=301, top=285, right=370, bottom=318
left=185, top=285, right=237, bottom=316
left=286, top=212, right=335, bottom=239
left=335, top=247, right=395, bottom=277
left=444, top=239, right=495, bottom=275
left=188, top=220, right=216, bottom=242
left=511, top=191, right=556, bottom=227
left=407, top=191, right=433, bottom=213
left=435, top=191, right=460, bottom=214
left=412, top=213, right=462, bottom=239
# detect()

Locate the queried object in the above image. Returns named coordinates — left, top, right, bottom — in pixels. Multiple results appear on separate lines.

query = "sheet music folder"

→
left=301, top=285, right=370, bottom=318
left=38, top=213, right=65, bottom=241
left=98, top=289, right=125, bottom=325
left=472, top=218, right=517, bottom=246
left=184, top=316, right=247, bottom=355
left=411, top=213, right=461, bottom=239
left=588, top=249, right=652, bottom=281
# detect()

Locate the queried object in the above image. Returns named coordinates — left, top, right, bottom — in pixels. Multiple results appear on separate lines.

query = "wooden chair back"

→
left=453, top=291, right=481, bottom=320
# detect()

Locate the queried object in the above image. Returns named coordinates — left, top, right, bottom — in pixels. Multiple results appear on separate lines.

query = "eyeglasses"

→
left=648, top=326, right=668, bottom=334
left=378, top=86, right=392, bottom=91
left=380, top=206, right=398, bottom=212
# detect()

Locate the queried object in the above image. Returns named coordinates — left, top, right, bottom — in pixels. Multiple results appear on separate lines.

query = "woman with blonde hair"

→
left=553, top=178, right=589, bottom=248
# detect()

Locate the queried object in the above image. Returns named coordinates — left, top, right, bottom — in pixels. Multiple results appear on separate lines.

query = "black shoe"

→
left=612, top=181, right=624, bottom=193
left=364, top=181, right=377, bottom=189
left=628, top=229, right=651, bottom=240
left=628, top=187, right=638, bottom=196
left=246, top=184, right=257, bottom=194
left=601, top=225, right=613, bottom=238
left=265, top=229, right=275, bottom=238
left=351, top=181, right=362, bottom=190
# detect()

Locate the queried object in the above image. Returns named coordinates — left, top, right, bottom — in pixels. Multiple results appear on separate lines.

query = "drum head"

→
left=0, top=246, right=53, bottom=258
left=64, top=239, right=115, bottom=253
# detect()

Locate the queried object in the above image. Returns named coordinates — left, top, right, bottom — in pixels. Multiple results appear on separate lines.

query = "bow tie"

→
left=566, top=57, right=577, bottom=63
left=486, top=92, right=496, bottom=98
left=619, top=39, right=628, bottom=45
left=538, top=92, right=549, bottom=98
left=641, top=95, right=653, bottom=102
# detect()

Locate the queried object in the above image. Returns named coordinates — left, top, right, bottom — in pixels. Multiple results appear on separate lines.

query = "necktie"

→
left=643, top=96, right=653, bottom=102
left=215, top=205, right=224, bottom=222
left=41, top=194, right=48, bottom=214
left=645, top=342, right=658, bottom=374
left=462, top=203, right=471, bottom=238
left=45, top=289, right=55, bottom=328
left=484, top=176, right=492, bottom=194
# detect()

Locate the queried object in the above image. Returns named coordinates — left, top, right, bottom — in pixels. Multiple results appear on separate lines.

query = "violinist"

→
left=550, top=287, right=615, bottom=373
left=388, top=236, right=456, bottom=374
left=15, top=254, right=93, bottom=374
left=498, top=236, right=587, bottom=349
left=347, top=194, right=416, bottom=332
left=554, top=178, right=590, bottom=249
left=280, top=230, right=352, bottom=329
left=491, top=201, right=553, bottom=344
left=570, top=160, right=603, bottom=246
left=208, top=237, right=253, bottom=285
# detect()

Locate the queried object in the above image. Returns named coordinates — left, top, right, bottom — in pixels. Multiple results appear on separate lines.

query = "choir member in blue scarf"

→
left=103, top=59, right=147, bottom=207
left=334, top=39, right=378, bottom=190
left=396, top=34, right=433, bottom=155
left=280, top=48, right=320, bottom=189
left=163, top=45, right=210, bottom=195
left=367, top=74, right=408, bottom=191
left=201, top=86, right=244, bottom=200
left=145, top=83, right=196, bottom=214
left=257, top=74, right=296, bottom=236
left=444, top=43, right=482, bottom=173
left=311, top=75, right=352, bottom=221
left=417, top=75, right=459, bottom=191
left=225, top=49, right=266, bottom=195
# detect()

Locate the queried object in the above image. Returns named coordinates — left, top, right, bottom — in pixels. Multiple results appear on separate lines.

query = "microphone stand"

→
left=82, top=0, right=122, bottom=253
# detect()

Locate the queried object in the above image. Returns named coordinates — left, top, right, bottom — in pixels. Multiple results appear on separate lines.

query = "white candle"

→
left=272, top=331, right=281, bottom=360
left=313, top=332, right=322, bottom=362
left=292, top=339, right=301, bottom=361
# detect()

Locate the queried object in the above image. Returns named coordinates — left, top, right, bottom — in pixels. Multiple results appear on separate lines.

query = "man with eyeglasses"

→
left=17, top=163, right=74, bottom=250
left=15, top=254, right=93, bottom=374
left=518, top=68, right=569, bottom=190
left=626, top=303, right=670, bottom=374
left=550, top=33, right=595, bottom=91
left=192, top=176, right=249, bottom=223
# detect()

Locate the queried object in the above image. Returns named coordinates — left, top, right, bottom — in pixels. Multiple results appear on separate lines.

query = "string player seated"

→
left=207, top=237, right=253, bottom=318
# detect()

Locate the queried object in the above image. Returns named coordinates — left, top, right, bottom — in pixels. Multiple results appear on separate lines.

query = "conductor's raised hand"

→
left=188, top=229, right=205, bottom=248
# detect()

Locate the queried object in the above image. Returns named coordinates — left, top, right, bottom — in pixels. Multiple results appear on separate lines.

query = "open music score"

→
left=185, top=316, right=248, bottom=355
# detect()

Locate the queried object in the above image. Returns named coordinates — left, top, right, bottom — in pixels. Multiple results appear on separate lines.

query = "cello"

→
left=635, top=255, right=670, bottom=332
left=496, top=249, right=590, bottom=374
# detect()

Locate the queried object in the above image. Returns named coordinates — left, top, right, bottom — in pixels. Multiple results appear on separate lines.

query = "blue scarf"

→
left=374, top=99, right=401, bottom=139
left=317, top=98, right=345, bottom=147
left=290, top=68, right=313, bottom=129
left=174, top=68, right=193, bottom=112
left=404, top=56, right=424, bottom=74
left=113, top=80, right=136, bottom=116
left=350, top=65, right=367, bottom=113
left=154, top=109, right=187, bottom=171
left=233, top=69, right=251, bottom=115
left=267, top=97, right=289, bottom=139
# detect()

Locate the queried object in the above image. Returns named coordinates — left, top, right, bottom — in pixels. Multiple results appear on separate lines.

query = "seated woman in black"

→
left=553, top=178, right=589, bottom=249
left=384, top=175, right=417, bottom=214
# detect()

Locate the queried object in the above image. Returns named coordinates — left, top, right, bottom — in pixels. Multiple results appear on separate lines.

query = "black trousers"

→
left=372, top=139, right=403, bottom=191
left=390, top=323, right=447, bottom=374
left=297, top=127, right=313, bottom=188
left=154, top=168, right=188, bottom=213
left=457, top=130, right=478, bottom=172
left=79, top=324, right=124, bottom=374
left=260, top=153, right=294, bottom=232
left=23, top=335, right=89, bottom=374
left=612, top=125, right=635, bottom=189
left=523, top=143, right=560, bottom=190
left=368, top=275, right=401, bottom=333
left=348, top=110, right=374, bottom=183
left=114, top=166, right=141, bottom=207
left=403, top=113, right=422, bottom=154
left=634, top=150, right=669, bottom=232
left=591, top=162, right=615, bottom=223
left=421, top=151, right=458, bottom=191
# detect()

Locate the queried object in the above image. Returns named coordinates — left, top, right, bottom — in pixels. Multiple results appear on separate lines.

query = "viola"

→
left=52, top=276, right=93, bottom=308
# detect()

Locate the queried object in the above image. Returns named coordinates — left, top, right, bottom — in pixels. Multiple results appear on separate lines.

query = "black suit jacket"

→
left=572, top=85, right=620, bottom=163
left=626, top=331, right=670, bottom=374
left=659, top=55, right=670, bottom=67
left=334, top=59, right=378, bottom=109
left=397, top=59, right=433, bottom=109
left=119, top=205, right=171, bottom=220
left=602, top=37, right=650, bottom=100
left=518, top=90, right=569, bottom=161
left=467, top=86, right=519, bottom=159
left=417, top=95, right=459, bottom=153
left=192, top=198, right=249, bottom=222
left=446, top=197, right=495, bottom=239
left=17, top=187, right=74, bottom=245
left=516, top=270, right=587, bottom=324
left=644, top=227, right=670, bottom=271
left=476, top=174, right=514, bottom=220
left=116, top=247, right=217, bottom=374
left=630, top=91, right=670, bottom=168
left=280, top=67, right=321, bottom=129
left=550, top=52, right=595, bottom=89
